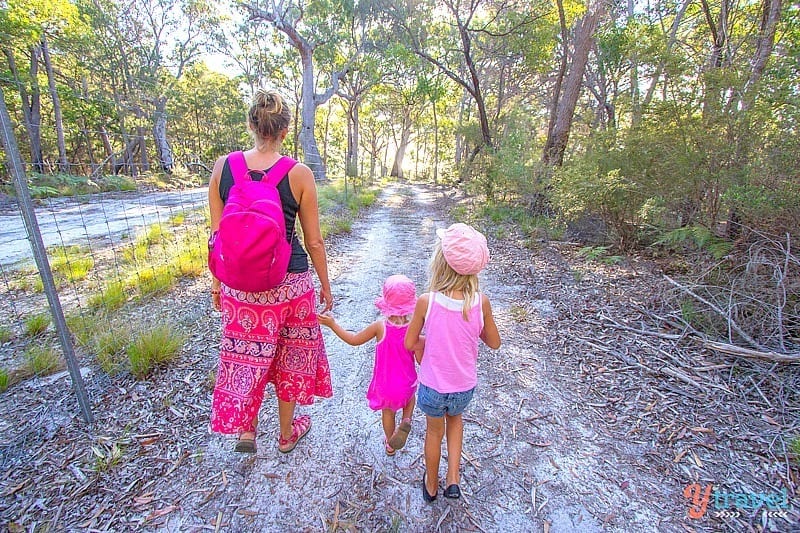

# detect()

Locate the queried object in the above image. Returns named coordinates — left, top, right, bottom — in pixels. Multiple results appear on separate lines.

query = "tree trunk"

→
left=628, top=0, right=640, bottom=125
left=740, top=0, right=781, bottom=112
left=432, top=99, right=439, bottom=185
left=298, top=48, right=325, bottom=180
left=152, top=96, right=173, bottom=173
left=345, top=101, right=359, bottom=178
left=137, top=127, right=149, bottom=173
left=641, top=0, right=690, bottom=113
left=542, top=1, right=604, bottom=166
left=40, top=37, right=68, bottom=173
left=390, top=108, right=412, bottom=180
left=545, top=0, right=569, bottom=153
left=322, top=101, right=332, bottom=171
left=98, top=126, right=116, bottom=174
left=3, top=48, right=41, bottom=173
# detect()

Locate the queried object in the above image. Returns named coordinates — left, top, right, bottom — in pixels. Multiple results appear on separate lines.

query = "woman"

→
left=208, top=89, right=333, bottom=454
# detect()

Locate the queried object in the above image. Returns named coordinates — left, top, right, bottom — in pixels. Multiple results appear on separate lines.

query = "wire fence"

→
left=0, top=95, right=213, bottom=421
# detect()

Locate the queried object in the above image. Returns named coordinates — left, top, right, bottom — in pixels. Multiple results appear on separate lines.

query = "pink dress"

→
left=366, top=321, right=418, bottom=411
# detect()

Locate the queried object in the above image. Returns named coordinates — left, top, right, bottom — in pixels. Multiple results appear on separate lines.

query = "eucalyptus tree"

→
left=542, top=0, right=606, bottom=166
left=1, top=0, right=82, bottom=173
left=168, top=63, right=248, bottom=163
left=80, top=0, right=221, bottom=174
left=337, top=53, right=382, bottom=179
left=384, top=0, right=545, bottom=164
left=241, top=0, right=357, bottom=181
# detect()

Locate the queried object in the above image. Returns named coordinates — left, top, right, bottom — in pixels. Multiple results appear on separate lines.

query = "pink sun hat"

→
left=374, top=274, right=417, bottom=316
left=436, top=223, right=490, bottom=275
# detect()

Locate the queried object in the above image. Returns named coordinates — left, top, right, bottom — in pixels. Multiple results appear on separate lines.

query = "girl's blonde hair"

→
left=429, top=240, right=480, bottom=320
left=248, top=89, right=291, bottom=144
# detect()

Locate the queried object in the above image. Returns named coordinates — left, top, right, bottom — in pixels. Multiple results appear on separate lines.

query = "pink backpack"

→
left=208, top=151, right=298, bottom=292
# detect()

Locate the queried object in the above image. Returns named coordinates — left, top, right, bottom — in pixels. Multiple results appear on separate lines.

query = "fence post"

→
left=0, top=87, right=94, bottom=425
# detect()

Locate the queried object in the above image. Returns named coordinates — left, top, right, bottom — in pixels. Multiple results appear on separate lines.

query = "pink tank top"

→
left=418, top=292, right=483, bottom=393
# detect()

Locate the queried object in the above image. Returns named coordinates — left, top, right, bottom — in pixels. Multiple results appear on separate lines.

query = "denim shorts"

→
left=417, top=384, right=475, bottom=417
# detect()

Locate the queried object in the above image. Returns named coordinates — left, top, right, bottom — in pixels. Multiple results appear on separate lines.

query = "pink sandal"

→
left=278, top=415, right=311, bottom=453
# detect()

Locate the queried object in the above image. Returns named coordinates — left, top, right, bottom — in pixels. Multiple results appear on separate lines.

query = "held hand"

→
left=319, top=288, right=333, bottom=314
left=317, top=313, right=334, bottom=328
left=211, top=291, right=221, bottom=311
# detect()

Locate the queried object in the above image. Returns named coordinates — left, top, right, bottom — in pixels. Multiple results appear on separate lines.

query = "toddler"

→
left=319, top=274, right=424, bottom=455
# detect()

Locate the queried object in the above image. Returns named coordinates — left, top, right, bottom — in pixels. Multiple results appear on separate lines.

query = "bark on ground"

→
left=0, top=184, right=797, bottom=532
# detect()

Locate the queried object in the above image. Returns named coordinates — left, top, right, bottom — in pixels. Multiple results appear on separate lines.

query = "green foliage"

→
left=135, top=266, right=176, bottom=297
left=0, top=326, right=12, bottom=343
left=577, top=246, right=623, bottom=265
left=724, top=181, right=800, bottom=235
left=2, top=173, right=138, bottom=198
left=509, top=304, right=530, bottom=322
left=655, top=225, right=733, bottom=260
left=49, top=244, right=94, bottom=284
left=790, top=435, right=800, bottom=459
left=67, top=312, right=97, bottom=346
left=87, top=281, right=128, bottom=312
left=317, top=180, right=378, bottom=237
left=0, top=368, right=9, bottom=392
left=127, top=324, right=186, bottom=379
left=93, top=324, right=131, bottom=375
left=91, top=442, right=124, bottom=472
left=24, top=344, right=62, bottom=376
left=552, top=160, right=643, bottom=247
left=477, top=117, right=538, bottom=201
left=24, top=313, right=50, bottom=336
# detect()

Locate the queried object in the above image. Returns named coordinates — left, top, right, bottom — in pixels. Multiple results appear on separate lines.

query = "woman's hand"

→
left=212, top=290, right=221, bottom=311
left=318, top=287, right=333, bottom=314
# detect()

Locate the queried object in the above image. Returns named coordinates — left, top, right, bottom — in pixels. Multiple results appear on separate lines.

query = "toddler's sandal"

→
left=384, top=437, right=396, bottom=456
left=278, top=415, right=311, bottom=453
left=388, top=418, right=411, bottom=450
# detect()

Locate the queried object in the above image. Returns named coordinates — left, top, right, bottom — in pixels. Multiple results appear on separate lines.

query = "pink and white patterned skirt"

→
left=210, top=271, right=333, bottom=434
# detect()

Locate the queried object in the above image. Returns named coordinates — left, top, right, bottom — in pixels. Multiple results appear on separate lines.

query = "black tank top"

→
left=218, top=157, right=309, bottom=273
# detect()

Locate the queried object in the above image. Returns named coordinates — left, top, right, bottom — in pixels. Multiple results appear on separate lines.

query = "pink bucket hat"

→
left=374, top=274, right=417, bottom=316
left=436, top=223, right=489, bottom=275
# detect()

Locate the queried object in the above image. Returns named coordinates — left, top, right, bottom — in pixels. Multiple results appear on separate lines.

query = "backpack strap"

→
left=264, top=156, right=298, bottom=186
left=227, top=151, right=250, bottom=184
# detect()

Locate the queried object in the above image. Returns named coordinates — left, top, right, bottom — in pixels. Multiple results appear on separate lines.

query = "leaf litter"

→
left=0, top=184, right=797, bottom=532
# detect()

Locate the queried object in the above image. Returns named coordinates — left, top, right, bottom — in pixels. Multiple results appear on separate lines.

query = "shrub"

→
left=88, top=282, right=128, bottom=312
left=24, top=344, right=62, bottom=376
left=0, top=326, right=12, bottom=343
left=24, top=313, right=50, bottom=336
left=0, top=368, right=9, bottom=392
left=128, top=324, right=186, bottom=379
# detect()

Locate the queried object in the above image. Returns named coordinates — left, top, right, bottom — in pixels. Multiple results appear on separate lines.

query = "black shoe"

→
left=444, top=484, right=461, bottom=499
left=422, top=472, right=437, bottom=503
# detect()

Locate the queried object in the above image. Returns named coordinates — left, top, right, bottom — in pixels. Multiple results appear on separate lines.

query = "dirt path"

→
left=160, top=183, right=673, bottom=531
left=2, top=183, right=795, bottom=532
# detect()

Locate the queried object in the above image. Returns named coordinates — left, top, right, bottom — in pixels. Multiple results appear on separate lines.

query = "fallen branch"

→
left=596, top=314, right=683, bottom=340
left=664, top=275, right=762, bottom=350
left=703, top=340, right=800, bottom=365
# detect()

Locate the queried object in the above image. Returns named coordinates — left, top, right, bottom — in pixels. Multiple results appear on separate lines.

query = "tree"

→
left=1, top=0, right=82, bottom=173
left=242, top=0, right=355, bottom=180
left=387, top=0, right=545, bottom=164
left=542, top=0, right=606, bottom=166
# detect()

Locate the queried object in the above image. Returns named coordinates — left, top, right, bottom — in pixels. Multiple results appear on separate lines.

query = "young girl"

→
left=404, top=223, right=501, bottom=502
left=319, top=274, right=424, bottom=455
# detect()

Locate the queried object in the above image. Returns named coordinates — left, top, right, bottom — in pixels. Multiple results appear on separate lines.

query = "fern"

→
left=655, top=225, right=732, bottom=259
